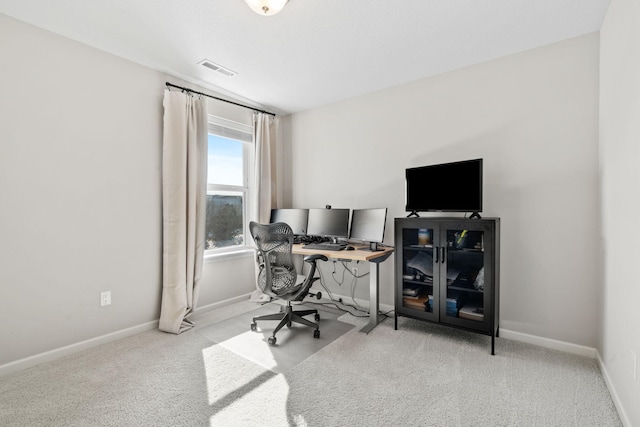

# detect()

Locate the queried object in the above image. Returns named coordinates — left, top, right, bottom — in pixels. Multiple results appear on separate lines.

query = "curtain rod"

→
left=165, top=82, right=276, bottom=117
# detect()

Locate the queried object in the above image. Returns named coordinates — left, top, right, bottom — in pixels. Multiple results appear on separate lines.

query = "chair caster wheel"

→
left=314, top=313, right=320, bottom=321
left=313, top=329, right=320, bottom=339
left=268, top=336, right=277, bottom=346
left=250, top=322, right=257, bottom=331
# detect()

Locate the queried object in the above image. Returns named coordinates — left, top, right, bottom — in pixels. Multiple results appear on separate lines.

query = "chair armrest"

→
left=303, top=254, right=328, bottom=263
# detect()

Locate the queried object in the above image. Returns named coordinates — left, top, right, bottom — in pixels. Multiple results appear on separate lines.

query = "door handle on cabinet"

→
left=434, top=246, right=439, bottom=263
left=441, top=247, right=445, bottom=263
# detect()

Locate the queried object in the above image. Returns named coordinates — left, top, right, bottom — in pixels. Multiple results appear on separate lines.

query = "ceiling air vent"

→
left=198, top=59, right=237, bottom=77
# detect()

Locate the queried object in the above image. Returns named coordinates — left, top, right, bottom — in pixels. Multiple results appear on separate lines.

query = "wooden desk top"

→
left=292, top=243, right=394, bottom=262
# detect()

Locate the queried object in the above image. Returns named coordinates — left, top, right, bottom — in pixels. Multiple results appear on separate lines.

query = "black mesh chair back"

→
left=251, top=221, right=297, bottom=297
left=249, top=221, right=327, bottom=345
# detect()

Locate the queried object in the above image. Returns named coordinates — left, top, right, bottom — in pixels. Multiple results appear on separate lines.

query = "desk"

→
left=292, top=243, right=394, bottom=334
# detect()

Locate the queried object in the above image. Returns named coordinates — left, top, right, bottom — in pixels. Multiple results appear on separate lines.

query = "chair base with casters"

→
left=250, top=301, right=321, bottom=346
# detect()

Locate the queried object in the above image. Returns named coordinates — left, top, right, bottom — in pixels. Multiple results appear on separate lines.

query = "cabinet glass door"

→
left=442, top=228, right=486, bottom=325
left=400, top=227, right=437, bottom=317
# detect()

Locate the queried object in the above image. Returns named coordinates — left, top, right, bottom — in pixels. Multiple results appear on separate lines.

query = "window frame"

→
left=204, top=115, right=255, bottom=256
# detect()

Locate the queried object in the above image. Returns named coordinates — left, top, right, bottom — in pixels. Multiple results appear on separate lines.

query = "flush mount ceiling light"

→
left=243, top=0, right=289, bottom=16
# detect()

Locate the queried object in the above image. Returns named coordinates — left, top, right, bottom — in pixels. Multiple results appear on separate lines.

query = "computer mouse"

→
left=346, top=245, right=355, bottom=251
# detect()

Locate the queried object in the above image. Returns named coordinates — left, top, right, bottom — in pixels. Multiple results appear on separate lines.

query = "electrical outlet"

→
left=632, top=351, right=637, bottom=381
left=100, top=291, right=111, bottom=307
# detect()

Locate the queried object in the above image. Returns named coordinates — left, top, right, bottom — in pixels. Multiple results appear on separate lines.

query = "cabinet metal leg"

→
left=491, top=323, right=499, bottom=355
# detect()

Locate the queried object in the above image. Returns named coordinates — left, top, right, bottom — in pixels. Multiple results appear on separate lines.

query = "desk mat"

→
left=196, top=302, right=354, bottom=374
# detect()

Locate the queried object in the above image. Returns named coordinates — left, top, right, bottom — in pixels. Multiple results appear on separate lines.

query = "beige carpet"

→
left=0, top=299, right=623, bottom=427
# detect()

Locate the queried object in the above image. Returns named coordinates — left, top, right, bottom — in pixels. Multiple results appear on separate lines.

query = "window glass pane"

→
left=205, top=193, right=244, bottom=250
left=208, top=134, right=243, bottom=186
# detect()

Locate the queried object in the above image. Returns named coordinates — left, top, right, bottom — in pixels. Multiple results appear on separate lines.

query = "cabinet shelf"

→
left=448, top=285, right=483, bottom=294
left=450, top=248, right=484, bottom=253
left=394, top=217, right=500, bottom=355
left=403, top=246, right=433, bottom=252
left=403, top=279, right=433, bottom=286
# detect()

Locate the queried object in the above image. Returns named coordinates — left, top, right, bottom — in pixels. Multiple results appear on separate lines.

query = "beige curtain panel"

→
left=253, top=112, right=277, bottom=223
left=250, top=112, right=278, bottom=302
left=159, top=89, right=208, bottom=334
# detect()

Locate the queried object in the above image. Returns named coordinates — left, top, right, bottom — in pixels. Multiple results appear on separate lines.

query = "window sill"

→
left=203, top=247, right=255, bottom=264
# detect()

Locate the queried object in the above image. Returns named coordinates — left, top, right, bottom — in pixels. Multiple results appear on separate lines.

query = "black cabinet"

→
left=394, top=217, right=500, bottom=354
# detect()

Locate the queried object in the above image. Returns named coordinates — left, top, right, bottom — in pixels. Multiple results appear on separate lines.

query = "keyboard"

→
left=302, top=242, right=346, bottom=251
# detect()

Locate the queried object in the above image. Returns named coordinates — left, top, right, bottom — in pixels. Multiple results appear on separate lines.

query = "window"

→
left=205, top=116, right=253, bottom=253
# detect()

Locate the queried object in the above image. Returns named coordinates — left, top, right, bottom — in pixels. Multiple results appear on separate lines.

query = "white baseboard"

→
left=192, top=293, right=253, bottom=315
left=595, top=350, right=632, bottom=427
left=314, top=290, right=599, bottom=359
left=0, top=320, right=158, bottom=377
left=498, top=328, right=596, bottom=358
left=0, top=293, right=253, bottom=378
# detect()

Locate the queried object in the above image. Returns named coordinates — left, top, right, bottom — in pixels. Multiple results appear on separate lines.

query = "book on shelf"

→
left=445, top=293, right=459, bottom=316
left=459, top=304, right=484, bottom=321
left=403, top=283, right=428, bottom=297
left=450, top=268, right=480, bottom=289
left=403, top=294, right=429, bottom=310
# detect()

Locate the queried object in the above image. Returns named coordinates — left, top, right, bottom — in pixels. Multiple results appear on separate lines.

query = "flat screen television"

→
left=405, top=158, right=483, bottom=218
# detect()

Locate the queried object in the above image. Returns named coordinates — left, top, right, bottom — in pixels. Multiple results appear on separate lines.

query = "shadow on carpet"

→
left=196, top=302, right=354, bottom=374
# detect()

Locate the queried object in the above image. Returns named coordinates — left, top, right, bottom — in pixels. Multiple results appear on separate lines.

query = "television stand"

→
left=469, top=212, right=482, bottom=219
left=407, top=211, right=420, bottom=218
left=394, top=217, right=500, bottom=354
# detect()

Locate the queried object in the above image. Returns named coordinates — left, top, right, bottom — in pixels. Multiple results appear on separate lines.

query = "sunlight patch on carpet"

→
left=202, top=344, right=293, bottom=426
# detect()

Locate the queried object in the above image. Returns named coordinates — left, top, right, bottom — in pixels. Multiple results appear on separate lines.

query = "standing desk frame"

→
left=292, top=244, right=394, bottom=334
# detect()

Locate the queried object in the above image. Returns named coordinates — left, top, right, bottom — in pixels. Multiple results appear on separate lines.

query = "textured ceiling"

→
left=0, top=0, right=610, bottom=115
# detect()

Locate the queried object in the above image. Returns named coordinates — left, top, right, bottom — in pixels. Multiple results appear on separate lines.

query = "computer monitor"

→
left=306, top=208, right=350, bottom=242
left=269, top=208, right=309, bottom=235
left=349, top=208, right=388, bottom=251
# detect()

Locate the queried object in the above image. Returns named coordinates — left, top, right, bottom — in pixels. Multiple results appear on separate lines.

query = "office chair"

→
left=249, top=221, right=327, bottom=346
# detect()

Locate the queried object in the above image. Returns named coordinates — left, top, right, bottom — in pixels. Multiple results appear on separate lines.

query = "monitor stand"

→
left=370, top=242, right=383, bottom=251
left=469, top=212, right=482, bottom=219
left=407, top=211, right=420, bottom=218
left=360, top=241, right=384, bottom=252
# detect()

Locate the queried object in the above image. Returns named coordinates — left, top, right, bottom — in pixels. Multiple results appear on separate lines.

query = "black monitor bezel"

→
left=348, top=208, right=388, bottom=244
left=269, top=208, right=309, bottom=235
left=306, top=208, right=350, bottom=239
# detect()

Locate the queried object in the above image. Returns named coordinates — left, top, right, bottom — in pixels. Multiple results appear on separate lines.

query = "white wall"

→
left=0, top=14, right=255, bottom=369
left=285, top=33, right=601, bottom=348
left=600, top=0, right=640, bottom=425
